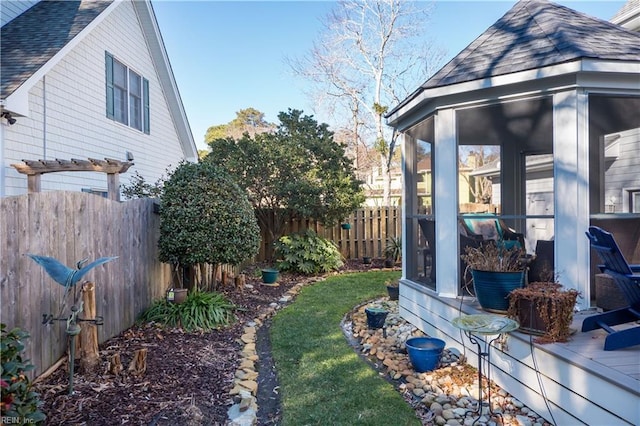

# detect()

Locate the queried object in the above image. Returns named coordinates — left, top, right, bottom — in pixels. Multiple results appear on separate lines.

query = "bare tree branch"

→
left=288, top=0, right=444, bottom=205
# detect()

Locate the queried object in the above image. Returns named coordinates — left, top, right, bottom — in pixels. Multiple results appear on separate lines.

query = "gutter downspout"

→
left=43, top=75, right=47, bottom=159
left=0, top=120, right=5, bottom=197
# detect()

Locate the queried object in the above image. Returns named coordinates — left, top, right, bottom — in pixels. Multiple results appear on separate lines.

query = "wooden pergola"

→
left=11, top=158, right=133, bottom=201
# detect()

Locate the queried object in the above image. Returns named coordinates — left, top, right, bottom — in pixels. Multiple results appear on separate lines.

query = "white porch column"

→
left=401, top=132, right=414, bottom=280
left=553, top=89, right=591, bottom=309
left=434, top=108, right=458, bottom=297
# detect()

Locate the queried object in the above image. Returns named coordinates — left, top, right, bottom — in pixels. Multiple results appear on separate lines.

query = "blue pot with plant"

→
left=365, top=307, right=389, bottom=329
left=461, top=242, right=526, bottom=313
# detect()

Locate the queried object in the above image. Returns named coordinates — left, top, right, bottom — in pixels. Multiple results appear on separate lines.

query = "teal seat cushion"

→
left=499, top=239, right=521, bottom=250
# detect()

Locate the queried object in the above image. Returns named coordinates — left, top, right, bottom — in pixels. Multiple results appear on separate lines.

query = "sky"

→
left=151, top=1, right=626, bottom=150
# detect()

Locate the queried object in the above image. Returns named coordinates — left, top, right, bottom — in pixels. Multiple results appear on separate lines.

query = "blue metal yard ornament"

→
left=27, top=254, right=118, bottom=288
left=28, top=254, right=117, bottom=394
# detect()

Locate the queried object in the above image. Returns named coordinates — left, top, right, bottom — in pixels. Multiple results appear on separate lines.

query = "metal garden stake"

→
left=29, top=254, right=117, bottom=394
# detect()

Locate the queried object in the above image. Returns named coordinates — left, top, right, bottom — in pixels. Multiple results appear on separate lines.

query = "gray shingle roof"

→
left=423, top=0, right=640, bottom=90
left=1, top=1, right=111, bottom=99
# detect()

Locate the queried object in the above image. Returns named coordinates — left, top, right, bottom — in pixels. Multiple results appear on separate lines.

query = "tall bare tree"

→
left=290, top=0, right=444, bottom=205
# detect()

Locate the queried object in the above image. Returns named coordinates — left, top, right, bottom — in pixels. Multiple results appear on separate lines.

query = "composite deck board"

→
left=400, top=282, right=640, bottom=425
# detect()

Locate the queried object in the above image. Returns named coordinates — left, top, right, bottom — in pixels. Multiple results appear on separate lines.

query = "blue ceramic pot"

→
left=365, top=308, right=388, bottom=329
left=405, top=337, right=446, bottom=372
left=471, top=269, right=525, bottom=313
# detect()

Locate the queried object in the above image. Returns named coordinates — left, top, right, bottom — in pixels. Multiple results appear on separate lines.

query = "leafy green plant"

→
left=384, top=236, right=402, bottom=262
left=121, top=170, right=166, bottom=200
left=205, top=109, right=365, bottom=243
left=138, top=290, right=236, bottom=332
left=274, top=229, right=344, bottom=275
left=1, top=324, right=46, bottom=424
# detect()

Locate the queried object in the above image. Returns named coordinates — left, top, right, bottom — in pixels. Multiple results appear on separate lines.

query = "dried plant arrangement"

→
left=508, top=281, right=580, bottom=343
left=460, top=242, right=525, bottom=272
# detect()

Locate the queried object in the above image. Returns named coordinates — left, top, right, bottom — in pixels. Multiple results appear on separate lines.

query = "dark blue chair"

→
left=582, top=226, right=640, bottom=351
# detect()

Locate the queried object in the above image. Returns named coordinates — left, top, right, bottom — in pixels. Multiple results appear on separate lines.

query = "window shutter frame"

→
left=105, top=52, right=114, bottom=119
left=143, top=78, right=150, bottom=134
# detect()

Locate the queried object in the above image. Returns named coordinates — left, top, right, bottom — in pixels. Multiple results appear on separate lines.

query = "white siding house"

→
left=0, top=0, right=197, bottom=198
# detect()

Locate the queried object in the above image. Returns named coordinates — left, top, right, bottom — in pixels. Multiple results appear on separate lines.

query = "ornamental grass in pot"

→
left=460, top=242, right=526, bottom=313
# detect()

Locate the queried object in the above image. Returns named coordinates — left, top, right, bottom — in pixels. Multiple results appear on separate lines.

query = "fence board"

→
left=255, top=207, right=402, bottom=261
left=0, top=192, right=172, bottom=377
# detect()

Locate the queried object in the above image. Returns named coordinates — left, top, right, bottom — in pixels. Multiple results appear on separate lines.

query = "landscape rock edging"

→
left=226, top=277, right=321, bottom=426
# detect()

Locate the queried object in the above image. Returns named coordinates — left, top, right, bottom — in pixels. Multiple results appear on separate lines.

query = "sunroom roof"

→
left=389, top=0, right=640, bottom=118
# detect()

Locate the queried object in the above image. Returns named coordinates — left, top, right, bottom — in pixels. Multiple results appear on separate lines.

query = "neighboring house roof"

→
left=0, top=0, right=197, bottom=160
left=611, top=0, right=640, bottom=30
left=469, top=154, right=554, bottom=178
left=417, top=156, right=432, bottom=172
left=388, top=0, right=640, bottom=119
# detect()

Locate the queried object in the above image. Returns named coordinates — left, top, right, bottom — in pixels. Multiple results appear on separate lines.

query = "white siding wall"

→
left=2, top=1, right=187, bottom=196
left=0, top=0, right=39, bottom=26
left=604, top=127, right=640, bottom=213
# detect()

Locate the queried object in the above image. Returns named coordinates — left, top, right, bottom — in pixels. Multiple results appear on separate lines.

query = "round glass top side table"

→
left=452, top=314, right=519, bottom=425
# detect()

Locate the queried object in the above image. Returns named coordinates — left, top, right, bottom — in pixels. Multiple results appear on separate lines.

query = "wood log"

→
left=235, top=274, right=246, bottom=293
left=127, top=348, right=148, bottom=376
left=109, top=353, right=123, bottom=375
left=79, top=282, right=101, bottom=374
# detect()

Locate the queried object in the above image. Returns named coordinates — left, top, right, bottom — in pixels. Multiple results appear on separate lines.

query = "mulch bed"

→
left=33, top=259, right=387, bottom=425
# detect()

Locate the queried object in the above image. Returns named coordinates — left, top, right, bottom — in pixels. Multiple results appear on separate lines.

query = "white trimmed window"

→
left=105, top=52, right=149, bottom=133
left=631, top=190, right=640, bottom=213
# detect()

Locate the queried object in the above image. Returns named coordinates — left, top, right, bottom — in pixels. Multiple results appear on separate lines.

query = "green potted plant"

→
left=508, top=279, right=580, bottom=343
left=384, top=236, right=402, bottom=267
left=460, top=242, right=526, bottom=313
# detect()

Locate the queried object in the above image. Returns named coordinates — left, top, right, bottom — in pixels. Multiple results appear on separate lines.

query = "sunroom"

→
left=386, top=1, right=640, bottom=424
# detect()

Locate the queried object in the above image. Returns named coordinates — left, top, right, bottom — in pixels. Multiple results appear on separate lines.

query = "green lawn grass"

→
left=270, top=270, right=421, bottom=426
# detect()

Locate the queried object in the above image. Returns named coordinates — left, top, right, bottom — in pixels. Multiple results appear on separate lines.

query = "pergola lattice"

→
left=11, top=158, right=134, bottom=201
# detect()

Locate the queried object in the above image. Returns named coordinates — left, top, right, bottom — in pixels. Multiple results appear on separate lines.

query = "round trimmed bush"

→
left=158, top=161, right=260, bottom=269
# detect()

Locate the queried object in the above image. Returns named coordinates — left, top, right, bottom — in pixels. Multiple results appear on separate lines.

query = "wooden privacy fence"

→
left=0, top=192, right=171, bottom=378
left=0, top=192, right=402, bottom=376
left=257, top=207, right=402, bottom=261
